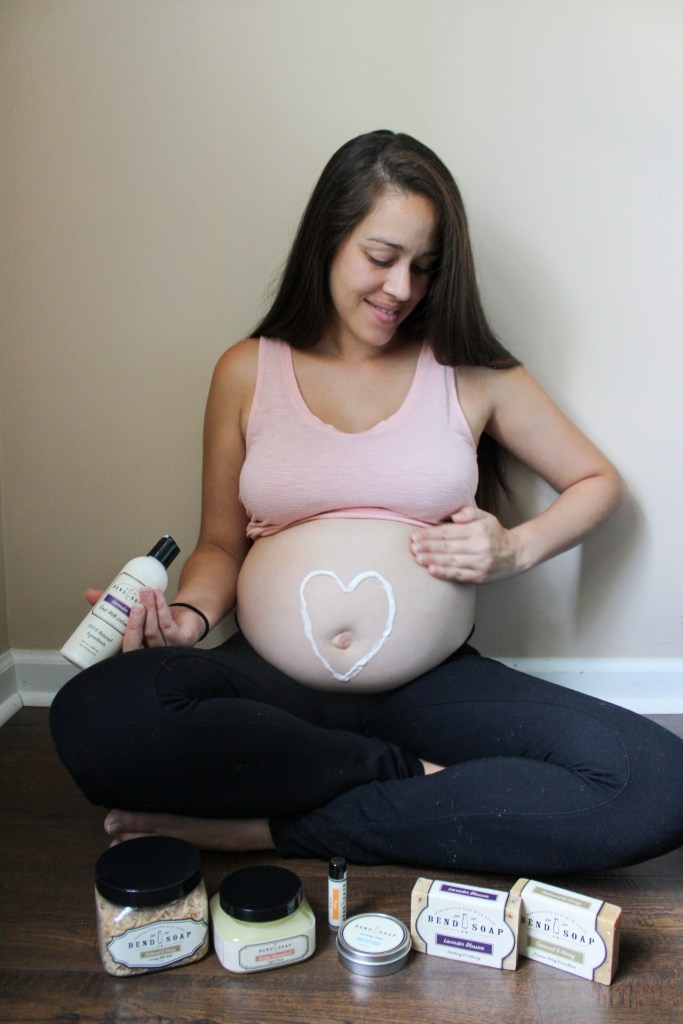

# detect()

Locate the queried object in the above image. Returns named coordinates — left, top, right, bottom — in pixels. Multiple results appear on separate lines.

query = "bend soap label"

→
left=93, top=572, right=146, bottom=635
left=411, top=878, right=520, bottom=970
left=107, top=918, right=208, bottom=971
left=512, top=878, right=621, bottom=985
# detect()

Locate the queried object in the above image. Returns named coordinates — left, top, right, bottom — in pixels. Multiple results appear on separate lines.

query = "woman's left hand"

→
left=409, top=506, right=522, bottom=584
left=123, top=588, right=207, bottom=650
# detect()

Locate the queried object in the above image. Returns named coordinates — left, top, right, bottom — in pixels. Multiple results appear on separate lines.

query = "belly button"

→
left=331, top=630, right=354, bottom=650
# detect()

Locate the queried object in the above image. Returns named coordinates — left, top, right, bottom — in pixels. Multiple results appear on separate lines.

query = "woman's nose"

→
left=383, top=262, right=412, bottom=301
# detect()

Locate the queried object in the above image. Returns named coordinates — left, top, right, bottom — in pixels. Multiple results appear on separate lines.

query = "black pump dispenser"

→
left=147, top=535, right=180, bottom=568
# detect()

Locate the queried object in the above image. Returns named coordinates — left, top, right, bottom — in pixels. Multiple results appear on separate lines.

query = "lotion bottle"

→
left=60, top=535, right=180, bottom=670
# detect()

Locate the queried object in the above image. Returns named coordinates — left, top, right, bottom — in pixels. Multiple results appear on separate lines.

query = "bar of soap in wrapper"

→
left=410, top=877, right=520, bottom=970
left=512, top=878, right=621, bottom=985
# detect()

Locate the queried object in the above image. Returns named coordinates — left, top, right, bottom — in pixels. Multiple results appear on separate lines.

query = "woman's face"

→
left=326, top=190, right=439, bottom=355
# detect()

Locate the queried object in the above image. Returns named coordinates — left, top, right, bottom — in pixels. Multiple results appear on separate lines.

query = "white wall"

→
left=1, top=0, right=681, bottom=659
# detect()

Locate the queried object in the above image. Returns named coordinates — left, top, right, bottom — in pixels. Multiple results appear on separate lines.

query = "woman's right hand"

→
left=84, top=588, right=204, bottom=651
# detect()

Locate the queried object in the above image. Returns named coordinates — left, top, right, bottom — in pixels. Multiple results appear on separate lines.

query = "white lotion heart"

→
left=299, top=570, right=396, bottom=682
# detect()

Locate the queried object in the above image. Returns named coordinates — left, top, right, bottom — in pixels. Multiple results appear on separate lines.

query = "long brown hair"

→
left=253, top=130, right=519, bottom=508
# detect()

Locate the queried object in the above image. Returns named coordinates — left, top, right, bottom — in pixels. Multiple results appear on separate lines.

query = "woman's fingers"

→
left=122, top=603, right=147, bottom=652
left=410, top=508, right=519, bottom=583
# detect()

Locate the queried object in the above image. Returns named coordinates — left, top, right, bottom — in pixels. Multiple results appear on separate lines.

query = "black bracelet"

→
left=169, top=603, right=210, bottom=641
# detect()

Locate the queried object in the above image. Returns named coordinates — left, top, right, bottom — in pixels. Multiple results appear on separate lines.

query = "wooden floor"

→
left=1, top=707, right=681, bottom=1024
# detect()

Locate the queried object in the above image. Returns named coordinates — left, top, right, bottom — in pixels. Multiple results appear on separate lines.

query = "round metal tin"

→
left=336, top=913, right=411, bottom=976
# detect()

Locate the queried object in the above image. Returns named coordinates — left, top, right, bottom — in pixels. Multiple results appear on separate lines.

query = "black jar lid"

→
left=219, top=866, right=303, bottom=922
left=95, top=836, right=202, bottom=908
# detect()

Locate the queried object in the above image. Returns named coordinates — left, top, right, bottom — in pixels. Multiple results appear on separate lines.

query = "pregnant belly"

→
left=236, top=519, right=475, bottom=692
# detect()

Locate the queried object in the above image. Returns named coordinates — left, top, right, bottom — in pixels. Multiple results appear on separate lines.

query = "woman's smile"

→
left=366, top=298, right=402, bottom=324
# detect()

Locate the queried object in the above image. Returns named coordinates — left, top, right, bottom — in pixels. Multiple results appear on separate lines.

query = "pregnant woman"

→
left=50, top=131, right=683, bottom=875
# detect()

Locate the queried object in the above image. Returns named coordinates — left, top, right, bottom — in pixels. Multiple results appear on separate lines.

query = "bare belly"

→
left=236, top=519, right=475, bottom=692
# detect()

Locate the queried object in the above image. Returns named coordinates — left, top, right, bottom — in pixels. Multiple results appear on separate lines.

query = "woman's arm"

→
left=410, top=365, right=625, bottom=584
left=122, top=339, right=259, bottom=648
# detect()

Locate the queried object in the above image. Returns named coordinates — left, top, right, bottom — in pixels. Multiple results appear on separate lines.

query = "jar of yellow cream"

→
left=94, top=836, right=209, bottom=976
left=211, top=865, right=316, bottom=973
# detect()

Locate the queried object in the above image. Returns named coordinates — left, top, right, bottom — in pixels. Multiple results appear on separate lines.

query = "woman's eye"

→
left=366, top=253, right=437, bottom=275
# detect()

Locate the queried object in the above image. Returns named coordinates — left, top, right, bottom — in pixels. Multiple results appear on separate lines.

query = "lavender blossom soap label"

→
left=411, top=878, right=520, bottom=970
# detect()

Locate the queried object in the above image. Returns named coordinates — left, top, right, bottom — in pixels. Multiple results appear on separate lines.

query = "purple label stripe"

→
left=104, top=594, right=132, bottom=615
left=436, top=934, right=493, bottom=956
left=438, top=884, right=500, bottom=902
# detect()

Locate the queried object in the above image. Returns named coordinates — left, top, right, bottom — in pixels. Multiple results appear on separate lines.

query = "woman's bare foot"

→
left=420, top=759, right=446, bottom=775
left=104, top=809, right=275, bottom=852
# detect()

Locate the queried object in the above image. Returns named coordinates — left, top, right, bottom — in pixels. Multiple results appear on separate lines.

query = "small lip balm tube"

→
left=328, top=856, right=347, bottom=930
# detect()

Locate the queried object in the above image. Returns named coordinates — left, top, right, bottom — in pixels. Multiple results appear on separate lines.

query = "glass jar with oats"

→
left=94, top=836, right=209, bottom=976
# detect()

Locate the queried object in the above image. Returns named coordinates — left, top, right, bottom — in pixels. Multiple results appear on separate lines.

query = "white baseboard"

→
left=0, top=650, right=79, bottom=727
left=0, top=652, right=23, bottom=727
left=498, top=657, right=683, bottom=714
left=0, top=650, right=681, bottom=727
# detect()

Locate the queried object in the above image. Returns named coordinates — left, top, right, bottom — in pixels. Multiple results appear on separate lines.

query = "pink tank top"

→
left=240, top=338, right=478, bottom=538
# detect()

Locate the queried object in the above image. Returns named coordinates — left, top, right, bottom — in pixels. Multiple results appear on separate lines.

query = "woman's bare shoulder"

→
left=457, top=361, right=527, bottom=390
left=208, top=337, right=260, bottom=399
left=455, top=363, right=527, bottom=441
left=214, top=337, right=260, bottom=377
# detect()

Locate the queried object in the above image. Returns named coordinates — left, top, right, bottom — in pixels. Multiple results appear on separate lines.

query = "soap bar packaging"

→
left=410, top=877, right=520, bottom=970
left=512, top=878, right=621, bottom=985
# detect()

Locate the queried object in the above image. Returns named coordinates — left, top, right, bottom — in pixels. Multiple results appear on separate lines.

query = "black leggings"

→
left=50, top=631, right=683, bottom=876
